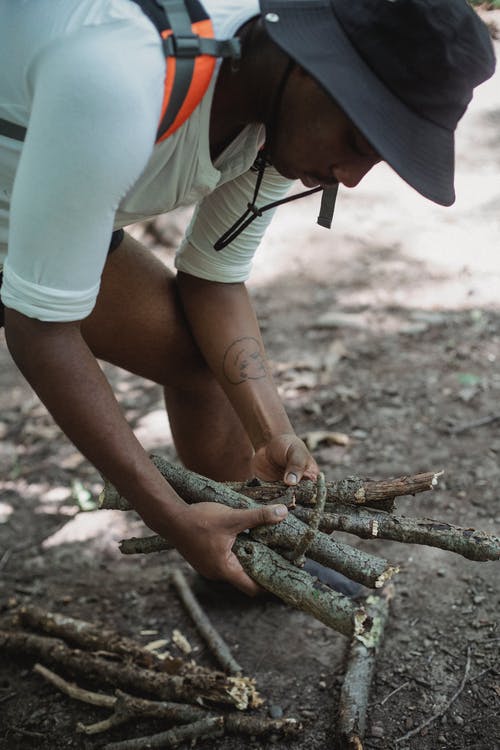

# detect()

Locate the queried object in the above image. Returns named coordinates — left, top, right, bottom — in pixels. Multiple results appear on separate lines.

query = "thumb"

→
left=231, top=504, right=288, bottom=533
left=283, top=442, right=310, bottom=486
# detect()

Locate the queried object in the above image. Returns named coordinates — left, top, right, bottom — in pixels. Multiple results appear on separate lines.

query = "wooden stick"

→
left=103, top=459, right=398, bottom=589
left=169, top=568, right=243, bottom=675
left=78, top=688, right=207, bottom=735
left=34, top=663, right=115, bottom=708
left=293, top=507, right=500, bottom=562
left=0, top=630, right=260, bottom=709
left=103, top=717, right=224, bottom=750
left=337, top=585, right=394, bottom=749
left=17, top=605, right=160, bottom=669
left=102, top=714, right=303, bottom=749
left=233, top=539, right=369, bottom=639
left=224, top=470, right=443, bottom=509
left=292, top=472, right=327, bottom=566
left=119, top=536, right=173, bottom=555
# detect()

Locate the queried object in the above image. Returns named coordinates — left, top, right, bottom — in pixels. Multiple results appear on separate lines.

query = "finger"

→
left=283, top=441, right=313, bottom=485
left=224, top=553, right=262, bottom=597
left=229, top=503, right=288, bottom=533
left=302, top=457, right=319, bottom=481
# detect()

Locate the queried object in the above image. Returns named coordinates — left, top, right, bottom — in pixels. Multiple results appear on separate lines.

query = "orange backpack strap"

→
left=132, top=0, right=241, bottom=142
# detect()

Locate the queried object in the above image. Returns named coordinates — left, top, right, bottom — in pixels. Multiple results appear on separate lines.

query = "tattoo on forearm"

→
left=222, top=337, right=267, bottom=385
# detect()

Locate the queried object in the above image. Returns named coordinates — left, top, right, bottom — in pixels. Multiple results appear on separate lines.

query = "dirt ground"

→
left=1, top=17, right=499, bottom=750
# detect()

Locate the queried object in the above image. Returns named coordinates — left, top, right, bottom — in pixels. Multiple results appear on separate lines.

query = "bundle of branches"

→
left=100, top=456, right=499, bottom=638
left=0, top=605, right=301, bottom=749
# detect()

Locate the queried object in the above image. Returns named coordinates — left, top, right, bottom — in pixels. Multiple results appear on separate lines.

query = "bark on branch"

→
left=224, top=471, right=442, bottom=510
left=16, top=605, right=160, bottom=669
left=232, top=539, right=371, bottom=640
left=293, top=507, right=500, bottom=562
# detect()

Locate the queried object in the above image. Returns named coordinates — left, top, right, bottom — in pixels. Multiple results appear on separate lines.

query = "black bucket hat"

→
left=259, top=0, right=496, bottom=205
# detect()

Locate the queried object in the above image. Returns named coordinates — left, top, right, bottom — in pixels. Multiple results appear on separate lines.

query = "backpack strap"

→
left=132, top=0, right=240, bottom=142
left=0, top=118, right=27, bottom=142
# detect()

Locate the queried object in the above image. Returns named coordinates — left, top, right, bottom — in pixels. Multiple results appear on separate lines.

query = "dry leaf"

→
left=302, top=430, right=351, bottom=451
left=144, top=638, right=169, bottom=652
left=172, top=628, right=192, bottom=655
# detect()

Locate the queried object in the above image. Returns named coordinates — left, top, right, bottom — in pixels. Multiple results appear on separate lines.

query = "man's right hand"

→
left=167, top=501, right=288, bottom=596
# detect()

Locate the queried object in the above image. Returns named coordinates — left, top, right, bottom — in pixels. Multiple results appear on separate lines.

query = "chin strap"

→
left=213, top=58, right=338, bottom=251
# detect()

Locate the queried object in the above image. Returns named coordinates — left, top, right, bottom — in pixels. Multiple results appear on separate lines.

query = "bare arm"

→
left=4, top=309, right=287, bottom=594
left=176, top=272, right=318, bottom=484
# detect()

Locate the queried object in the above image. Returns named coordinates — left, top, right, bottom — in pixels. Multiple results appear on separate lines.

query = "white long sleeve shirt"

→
left=0, top=0, right=292, bottom=321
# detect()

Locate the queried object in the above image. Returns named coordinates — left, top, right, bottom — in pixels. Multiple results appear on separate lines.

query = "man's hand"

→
left=168, top=501, right=288, bottom=596
left=252, top=433, right=319, bottom=485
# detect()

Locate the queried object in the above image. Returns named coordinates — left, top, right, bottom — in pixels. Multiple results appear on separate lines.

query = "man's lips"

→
left=300, top=174, right=321, bottom=188
left=299, top=174, right=339, bottom=189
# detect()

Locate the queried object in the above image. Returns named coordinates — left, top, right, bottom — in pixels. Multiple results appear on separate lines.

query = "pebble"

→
left=370, top=723, right=385, bottom=738
left=268, top=704, right=283, bottom=720
left=454, top=714, right=465, bottom=726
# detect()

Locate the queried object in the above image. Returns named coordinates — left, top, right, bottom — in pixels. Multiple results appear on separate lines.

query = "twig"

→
left=371, top=680, right=409, bottom=707
left=119, top=535, right=170, bottom=555
left=292, top=472, right=326, bottom=566
left=103, top=717, right=224, bottom=750
left=446, top=413, right=500, bottom=435
left=0, top=691, right=17, bottom=704
left=34, top=663, right=115, bottom=708
left=17, top=605, right=160, bottom=669
left=293, top=506, right=500, bottom=561
left=337, top=585, right=394, bottom=749
left=394, top=646, right=472, bottom=744
left=169, top=568, right=243, bottom=675
left=77, top=688, right=207, bottom=736
left=119, top=536, right=173, bottom=555
left=102, top=715, right=302, bottom=749
left=223, top=471, right=442, bottom=509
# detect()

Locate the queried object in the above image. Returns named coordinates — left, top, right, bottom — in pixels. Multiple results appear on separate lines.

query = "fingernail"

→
left=286, top=472, right=298, bottom=485
left=272, top=504, right=288, bottom=518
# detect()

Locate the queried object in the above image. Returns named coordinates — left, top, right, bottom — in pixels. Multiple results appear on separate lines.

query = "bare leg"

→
left=81, top=233, right=254, bottom=481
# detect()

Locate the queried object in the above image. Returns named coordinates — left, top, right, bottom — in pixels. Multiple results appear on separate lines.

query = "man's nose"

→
left=334, top=156, right=379, bottom=188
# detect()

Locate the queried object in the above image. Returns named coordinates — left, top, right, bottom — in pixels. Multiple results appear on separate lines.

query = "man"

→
left=0, top=0, right=495, bottom=595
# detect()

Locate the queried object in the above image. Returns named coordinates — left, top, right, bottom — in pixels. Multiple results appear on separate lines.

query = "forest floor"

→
left=0, top=14, right=499, bottom=750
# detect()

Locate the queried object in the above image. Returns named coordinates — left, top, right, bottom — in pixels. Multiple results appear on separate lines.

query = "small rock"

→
left=370, top=722, right=385, bottom=738
left=473, top=594, right=486, bottom=605
left=454, top=714, right=465, bottom=726
left=351, top=429, right=368, bottom=439
left=268, top=704, right=284, bottom=720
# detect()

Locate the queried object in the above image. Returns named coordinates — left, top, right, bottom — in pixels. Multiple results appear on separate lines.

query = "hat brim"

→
left=260, top=0, right=455, bottom=206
